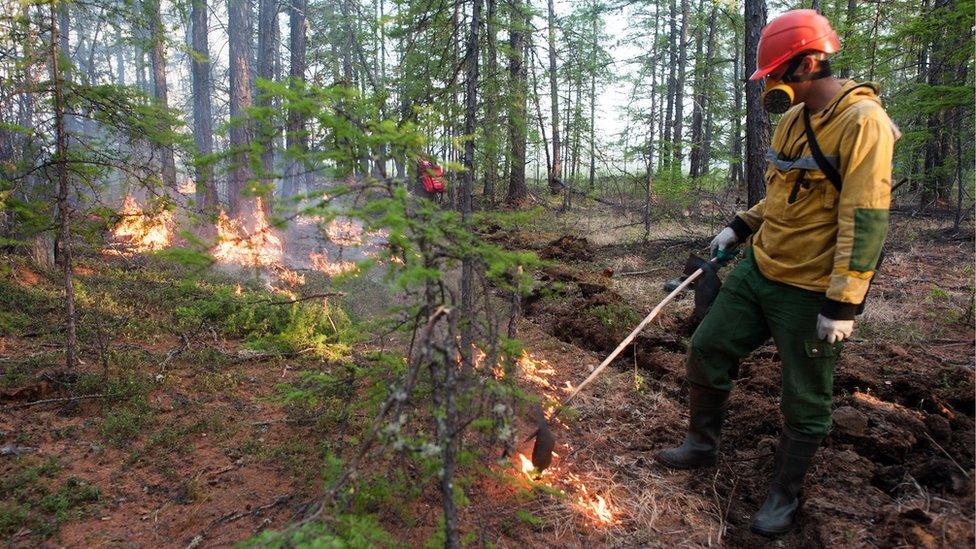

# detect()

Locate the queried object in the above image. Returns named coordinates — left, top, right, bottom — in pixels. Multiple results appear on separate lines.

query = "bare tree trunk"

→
left=257, top=0, right=279, bottom=199
left=547, top=0, right=561, bottom=197
left=50, top=0, right=77, bottom=370
left=455, top=0, right=481, bottom=542
left=227, top=0, right=254, bottom=216
left=729, top=17, right=743, bottom=189
left=482, top=0, right=498, bottom=205
left=672, top=0, right=690, bottom=169
left=115, top=26, right=126, bottom=86
left=190, top=0, right=217, bottom=212
left=700, top=4, right=717, bottom=177
left=284, top=0, right=308, bottom=198
left=744, top=0, right=769, bottom=207
left=688, top=0, right=706, bottom=179
left=587, top=6, right=596, bottom=191
left=644, top=3, right=660, bottom=241
left=505, top=0, right=529, bottom=206
left=146, top=0, right=178, bottom=191
left=840, top=0, right=856, bottom=78
left=662, top=0, right=677, bottom=169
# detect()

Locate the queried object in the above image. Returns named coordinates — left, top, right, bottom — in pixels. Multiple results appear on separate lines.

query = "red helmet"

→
left=750, top=9, right=841, bottom=81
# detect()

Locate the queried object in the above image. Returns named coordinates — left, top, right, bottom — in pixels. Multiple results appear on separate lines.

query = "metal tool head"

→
left=529, top=404, right=556, bottom=472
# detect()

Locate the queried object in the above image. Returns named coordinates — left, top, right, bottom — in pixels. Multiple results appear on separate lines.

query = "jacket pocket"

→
left=782, top=171, right=837, bottom=224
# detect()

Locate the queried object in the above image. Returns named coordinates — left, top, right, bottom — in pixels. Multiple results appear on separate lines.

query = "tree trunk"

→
left=146, top=0, right=178, bottom=191
left=672, top=0, right=690, bottom=169
left=700, top=4, right=717, bottom=177
left=257, top=0, right=278, bottom=195
left=190, top=0, right=217, bottom=212
left=227, top=0, right=254, bottom=216
left=482, top=0, right=499, bottom=205
left=455, top=0, right=481, bottom=539
left=688, top=0, right=706, bottom=179
left=547, top=0, right=562, bottom=196
left=840, top=0, right=856, bottom=78
left=115, top=26, right=126, bottom=86
left=662, top=0, right=677, bottom=169
left=505, top=0, right=529, bottom=206
left=587, top=6, right=596, bottom=191
left=729, top=17, right=743, bottom=189
left=744, top=0, right=769, bottom=207
left=284, top=0, right=308, bottom=198
left=50, top=0, right=77, bottom=370
left=644, top=3, right=661, bottom=241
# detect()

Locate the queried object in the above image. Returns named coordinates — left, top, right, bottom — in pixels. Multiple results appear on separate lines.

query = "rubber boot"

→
left=750, top=426, right=822, bottom=537
left=655, top=385, right=729, bottom=468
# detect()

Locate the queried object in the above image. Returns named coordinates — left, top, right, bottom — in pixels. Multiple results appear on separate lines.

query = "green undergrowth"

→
left=0, top=253, right=357, bottom=360
left=0, top=456, right=101, bottom=539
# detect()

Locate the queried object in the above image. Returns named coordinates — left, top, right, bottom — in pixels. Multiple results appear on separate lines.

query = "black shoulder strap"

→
left=802, top=107, right=843, bottom=192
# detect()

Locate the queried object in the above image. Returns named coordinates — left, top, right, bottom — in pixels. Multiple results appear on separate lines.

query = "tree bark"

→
left=190, top=0, right=217, bottom=212
left=455, top=0, right=481, bottom=540
left=688, top=0, right=706, bottom=179
left=744, top=0, right=769, bottom=207
left=729, top=16, right=743, bottom=189
left=227, top=0, right=254, bottom=216
left=257, top=0, right=279, bottom=203
left=840, top=0, right=856, bottom=78
left=284, top=0, right=308, bottom=198
left=662, top=0, right=677, bottom=169
left=146, top=0, right=178, bottom=191
left=50, top=0, right=77, bottom=370
left=482, top=0, right=499, bottom=205
left=644, top=3, right=661, bottom=241
left=671, top=0, right=690, bottom=168
left=505, top=0, right=529, bottom=206
left=547, top=0, right=562, bottom=197
left=587, top=2, right=597, bottom=191
left=700, top=4, right=717, bottom=177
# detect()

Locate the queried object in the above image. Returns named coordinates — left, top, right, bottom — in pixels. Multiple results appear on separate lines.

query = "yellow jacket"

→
left=729, top=81, right=899, bottom=320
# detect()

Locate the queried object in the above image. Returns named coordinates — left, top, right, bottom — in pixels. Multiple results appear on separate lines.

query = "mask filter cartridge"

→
left=762, top=82, right=794, bottom=114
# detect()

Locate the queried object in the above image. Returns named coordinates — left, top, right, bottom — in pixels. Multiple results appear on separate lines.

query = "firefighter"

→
left=655, top=9, right=899, bottom=537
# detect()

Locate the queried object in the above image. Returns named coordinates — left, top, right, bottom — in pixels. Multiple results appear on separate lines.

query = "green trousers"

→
left=687, top=249, right=841, bottom=437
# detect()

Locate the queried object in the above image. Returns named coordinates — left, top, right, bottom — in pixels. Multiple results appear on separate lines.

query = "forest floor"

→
left=0, top=198, right=973, bottom=547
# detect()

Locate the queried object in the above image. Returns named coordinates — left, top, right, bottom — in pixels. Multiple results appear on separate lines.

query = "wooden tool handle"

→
left=561, top=263, right=709, bottom=407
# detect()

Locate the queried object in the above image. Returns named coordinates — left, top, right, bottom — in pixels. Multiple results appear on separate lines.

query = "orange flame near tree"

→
left=108, top=195, right=173, bottom=253
left=213, top=198, right=283, bottom=267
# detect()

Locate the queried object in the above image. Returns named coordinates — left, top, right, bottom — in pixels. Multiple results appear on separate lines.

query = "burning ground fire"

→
left=212, top=198, right=283, bottom=267
left=106, top=194, right=381, bottom=291
left=106, top=195, right=174, bottom=254
left=513, top=352, right=620, bottom=527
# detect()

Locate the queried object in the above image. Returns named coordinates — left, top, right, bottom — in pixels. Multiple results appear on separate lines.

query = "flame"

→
left=275, top=266, right=306, bottom=287
left=510, top=349, right=619, bottom=527
left=213, top=198, right=283, bottom=267
left=234, top=284, right=243, bottom=296
left=577, top=488, right=616, bottom=525
left=309, top=251, right=357, bottom=277
left=107, top=195, right=173, bottom=254
left=177, top=178, right=196, bottom=195
left=325, top=218, right=365, bottom=247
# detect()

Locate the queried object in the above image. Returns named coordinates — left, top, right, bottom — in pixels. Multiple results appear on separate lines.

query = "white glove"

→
left=817, top=314, right=854, bottom=343
left=709, top=227, right=739, bottom=257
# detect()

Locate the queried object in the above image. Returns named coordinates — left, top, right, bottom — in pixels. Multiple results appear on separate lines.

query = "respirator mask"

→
left=761, top=55, right=832, bottom=114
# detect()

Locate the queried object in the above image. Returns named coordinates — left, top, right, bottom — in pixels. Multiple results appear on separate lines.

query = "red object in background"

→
left=418, top=159, right=446, bottom=194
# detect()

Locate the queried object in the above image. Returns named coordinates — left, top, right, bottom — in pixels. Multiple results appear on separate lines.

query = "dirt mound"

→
left=524, top=264, right=686, bottom=371
left=538, top=235, right=594, bottom=262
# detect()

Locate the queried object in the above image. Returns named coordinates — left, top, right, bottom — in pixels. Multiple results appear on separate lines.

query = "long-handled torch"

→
left=526, top=254, right=727, bottom=472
